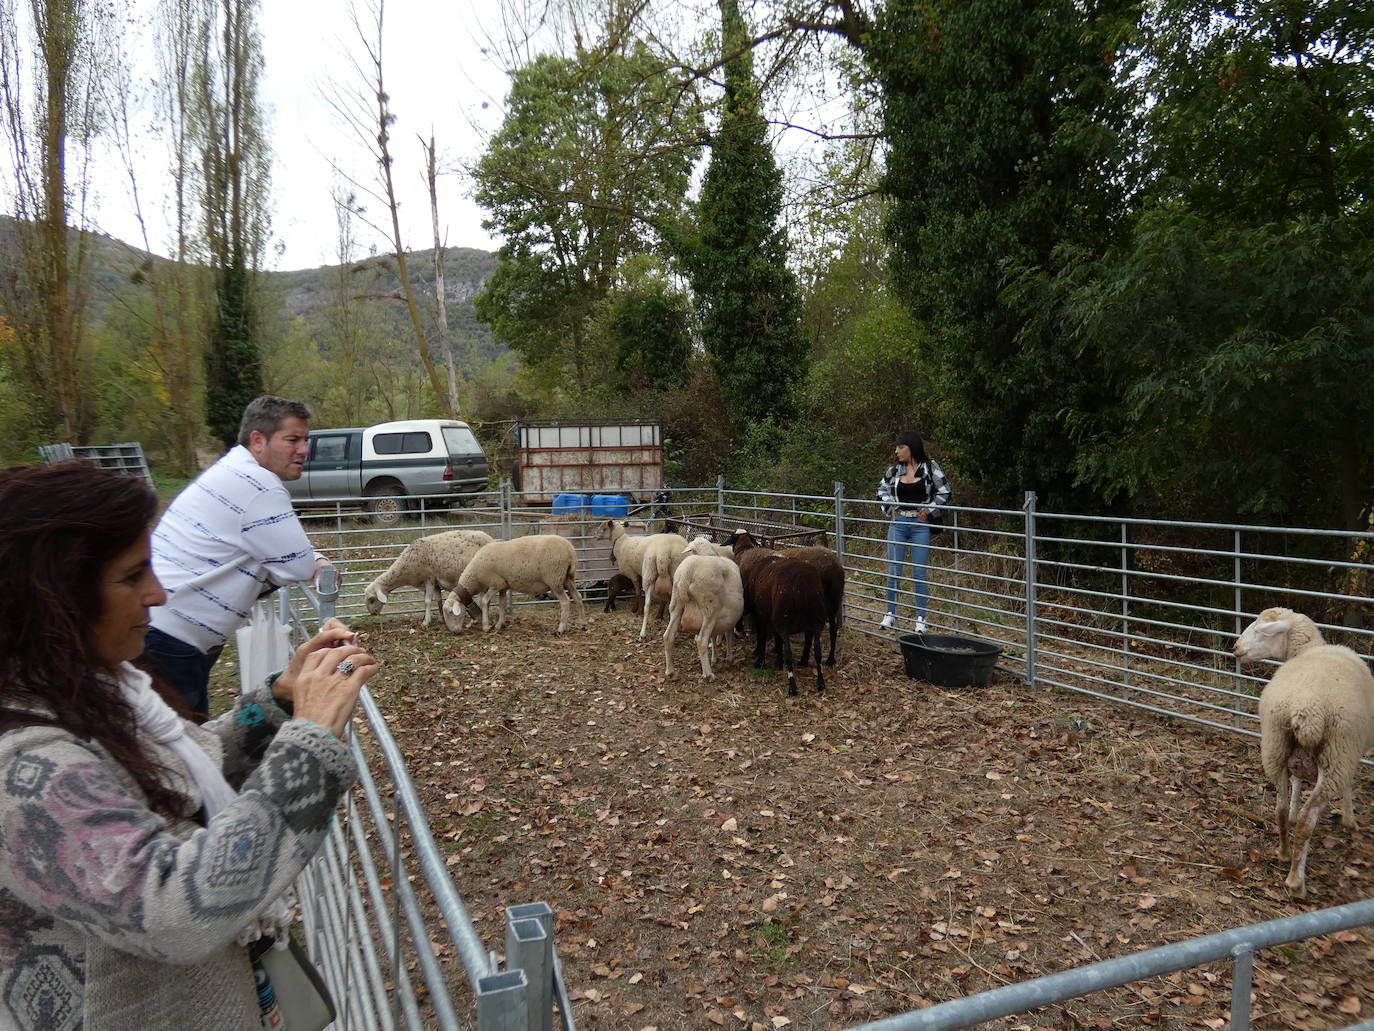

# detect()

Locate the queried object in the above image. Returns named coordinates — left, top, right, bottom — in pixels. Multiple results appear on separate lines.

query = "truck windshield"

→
left=442, top=426, right=483, bottom=457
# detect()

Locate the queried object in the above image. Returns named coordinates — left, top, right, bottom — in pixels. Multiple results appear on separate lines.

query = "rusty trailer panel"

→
left=513, top=422, right=664, bottom=504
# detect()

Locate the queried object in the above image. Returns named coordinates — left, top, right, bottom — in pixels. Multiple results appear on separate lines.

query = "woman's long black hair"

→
left=0, top=462, right=189, bottom=819
left=895, top=431, right=929, bottom=465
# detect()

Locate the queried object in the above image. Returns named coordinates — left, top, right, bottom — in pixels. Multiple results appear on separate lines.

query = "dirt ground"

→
left=343, top=603, right=1374, bottom=1031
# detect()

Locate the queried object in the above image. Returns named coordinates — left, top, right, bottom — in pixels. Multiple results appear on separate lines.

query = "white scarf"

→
left=117, top=662, right=293, bottom=948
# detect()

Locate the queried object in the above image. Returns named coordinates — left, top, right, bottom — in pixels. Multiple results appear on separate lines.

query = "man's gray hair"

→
left=237, top=396, right=312, bottom=446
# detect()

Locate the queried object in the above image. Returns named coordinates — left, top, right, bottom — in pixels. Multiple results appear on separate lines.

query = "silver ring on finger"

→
left=335, top=658, right=356, bottom=675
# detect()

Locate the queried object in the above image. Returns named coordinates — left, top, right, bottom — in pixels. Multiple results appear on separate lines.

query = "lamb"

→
left=663, top=536, right=745, bottom=679
left=731, top=530, right=844, bottom=666
left=1233, top=606, right=1374, bottom=897
left=603, top=573, right=642, bottom=614
left=742, top=551, right=828, bottom=696
left=441, top=534, right=586, bottom=634
left=364, top=529, right=494, bottom=629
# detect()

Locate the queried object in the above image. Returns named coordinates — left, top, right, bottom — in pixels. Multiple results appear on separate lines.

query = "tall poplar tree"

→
left=0, top=0, right=113, bottom=444
left=196, top=0, right=270, bottom=447
left=685, top=0, right=807, bottom=431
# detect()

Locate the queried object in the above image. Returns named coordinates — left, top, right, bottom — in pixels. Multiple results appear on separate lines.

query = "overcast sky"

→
left=83, top=0, right=514, bottom=271
left=256, top=0, right=511, bottom=269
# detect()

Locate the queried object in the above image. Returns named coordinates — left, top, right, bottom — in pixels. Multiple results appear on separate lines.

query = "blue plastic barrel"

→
left=590, top=494, right=629, bottom=518
left=552, top=493, right=588, bottom=515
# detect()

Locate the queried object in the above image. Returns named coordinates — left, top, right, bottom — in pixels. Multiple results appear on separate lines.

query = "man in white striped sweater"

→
left=143, top=396, right=335, bottom=721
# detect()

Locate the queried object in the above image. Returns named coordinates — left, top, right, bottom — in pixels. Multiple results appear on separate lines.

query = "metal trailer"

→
left=38, top=441, right=154, bottom=483
left=512, top=422, right=663, bottom=504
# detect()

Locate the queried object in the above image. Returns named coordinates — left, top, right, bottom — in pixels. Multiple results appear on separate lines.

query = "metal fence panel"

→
left=275, top=481, right=1374, bottom=1031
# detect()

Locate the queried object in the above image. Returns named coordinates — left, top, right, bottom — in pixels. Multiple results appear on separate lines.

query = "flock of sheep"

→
left=361, top=518, right=846, bottom=696
left=362, top=526, right=1374, bottom=899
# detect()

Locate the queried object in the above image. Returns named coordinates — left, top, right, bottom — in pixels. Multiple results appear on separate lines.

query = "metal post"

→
left=477, top=969, right=529, bottom=1031
left=951, top=509, right=962, bottom=634
left=1023, top=491, right=1038, bottom=689
left=834, top=483, right=847, bottom=627
left=833, top=483, right=846, bottom=563
left=506, top=903, right=554, bottom=1031
left=1120, top=522, right=1130, bottom=698
left=1234, top=528, right=1245, bottom=727
left=716, top=475, right=725, bottom=521
left=1229, top=944, right=1254, bottom=1031
left=317, top=565, right=339, bottom=623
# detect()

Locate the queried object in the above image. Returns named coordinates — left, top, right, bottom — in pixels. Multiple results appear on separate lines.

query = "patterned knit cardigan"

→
left=0, top=684, right=356, bottom=1030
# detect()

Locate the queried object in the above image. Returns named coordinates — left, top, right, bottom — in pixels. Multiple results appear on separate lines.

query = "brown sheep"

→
left=731, top=530, right=844, bottom=667
left=740, top=551, right=828, bottom=697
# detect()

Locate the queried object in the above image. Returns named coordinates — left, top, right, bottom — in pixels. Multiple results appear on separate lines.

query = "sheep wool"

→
left=663, top=537, right=745, bottom=679
left=365, top=529, right=494, bottom=629
left=1233, top=607, right=1374, bottom=897
left=443, top=534, right=585, bottom=634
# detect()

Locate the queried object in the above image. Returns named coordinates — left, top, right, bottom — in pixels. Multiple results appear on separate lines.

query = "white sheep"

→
left=364, top=529, right=494, bottom=629
left=1233, top=606, right=1374, bottom=897
left=637, top=531, right=692, bottom=641
left=663, top=536, right=745, bottom=678
left=594, top=518, right=652, bottom=592
left=441, top=534, right=586, bottom=634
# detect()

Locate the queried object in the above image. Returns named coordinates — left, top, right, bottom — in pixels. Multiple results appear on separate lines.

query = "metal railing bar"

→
left=341, top=756, right=426, bottom=1030
left=1034, top=673, right=1263, bottom=739
left=1033, top=658, right=1260, bottom=723
left=356, top=686, right=494, bottom=993
left=845, top=898, right=1374, bottom=1031
left=1037, top=510, right=1372, bottom=539
left=1032, top=640, right=1259, bottom=703
left=347, top=730, right=457, bottom=1029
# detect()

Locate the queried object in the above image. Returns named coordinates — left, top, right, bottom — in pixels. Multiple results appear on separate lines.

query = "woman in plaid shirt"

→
left=876, top=431, right=951, bottom=633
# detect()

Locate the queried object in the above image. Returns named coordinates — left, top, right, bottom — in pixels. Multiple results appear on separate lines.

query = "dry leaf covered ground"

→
left=343, top=604, right=1374, bottom=1031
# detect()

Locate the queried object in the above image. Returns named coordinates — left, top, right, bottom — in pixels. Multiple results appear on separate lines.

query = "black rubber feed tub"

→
left=899, top=633, right=1002, bottom=689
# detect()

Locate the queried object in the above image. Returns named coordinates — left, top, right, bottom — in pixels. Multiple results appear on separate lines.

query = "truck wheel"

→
left=366, top=484, right=406, bottom=528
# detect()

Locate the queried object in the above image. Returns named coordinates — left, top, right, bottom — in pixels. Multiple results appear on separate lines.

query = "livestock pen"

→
left=262, top=481, right=1374, bottom=1030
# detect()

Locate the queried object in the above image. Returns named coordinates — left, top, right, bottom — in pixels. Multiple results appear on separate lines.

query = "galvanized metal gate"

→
left=260, top=480, right=1374, bottom=1031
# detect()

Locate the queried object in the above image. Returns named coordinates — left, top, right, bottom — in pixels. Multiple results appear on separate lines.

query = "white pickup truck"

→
left=285, top=419, right=489, bottom=525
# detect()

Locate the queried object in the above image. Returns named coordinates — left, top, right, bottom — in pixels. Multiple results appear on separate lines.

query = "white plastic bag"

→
left=237, top=598, right=294, bottom=696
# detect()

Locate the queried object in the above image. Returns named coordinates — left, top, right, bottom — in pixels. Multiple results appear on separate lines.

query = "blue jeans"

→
left=142, top=627, right=223, bottom=724
left=886, top=517, right=931, bottom=619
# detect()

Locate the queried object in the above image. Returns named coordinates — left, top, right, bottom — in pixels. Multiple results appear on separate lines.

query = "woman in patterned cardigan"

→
left=0, top=462, right=377, bottom=1030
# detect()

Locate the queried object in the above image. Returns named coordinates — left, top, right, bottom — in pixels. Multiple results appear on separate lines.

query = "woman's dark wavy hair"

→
left=0, top=462, right=189, bottom=819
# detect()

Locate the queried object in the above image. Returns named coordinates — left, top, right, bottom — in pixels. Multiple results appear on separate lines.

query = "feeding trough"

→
left=899, top=632, right=1002, bottom=689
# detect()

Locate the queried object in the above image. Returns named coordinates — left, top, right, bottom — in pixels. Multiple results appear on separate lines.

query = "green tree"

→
left=196, top=0, right=271, bottom=446
left=587, top=255, right=692, bottom=393
left=868, top=0, right=1137, bottom=508
left=685, top=0, right=808, bottom=431
left=0, top=0, right=115, bottom=443
left=1054, top=0, right=1374, bottom=526
left=472, top=40, right=701, bottom=392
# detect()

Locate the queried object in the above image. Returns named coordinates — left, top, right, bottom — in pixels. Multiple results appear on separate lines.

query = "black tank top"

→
left=895, top=478, right=925, bottom=506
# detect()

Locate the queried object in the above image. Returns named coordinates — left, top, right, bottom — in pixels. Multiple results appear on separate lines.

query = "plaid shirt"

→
left=877, top=459, right=951, bottom=519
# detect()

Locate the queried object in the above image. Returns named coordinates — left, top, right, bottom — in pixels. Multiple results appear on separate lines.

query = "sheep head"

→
left=442, top=585, right=478, bottom=631
left=730, top=529, right=759, bottom=555
left=1234, top=607, right=1326, bottom=662
left=682, top=535, right=717, bottom=557
left=364, top=580, right=389, bottom=615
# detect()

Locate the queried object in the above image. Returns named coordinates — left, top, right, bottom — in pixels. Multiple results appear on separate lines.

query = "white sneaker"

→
left=879, top=612, right=897, bottom=630
left=913, top=618, right=927, bottom=634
